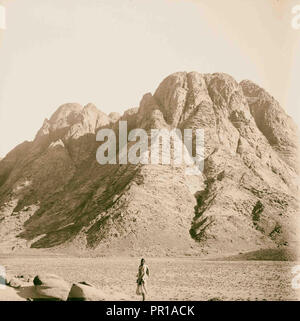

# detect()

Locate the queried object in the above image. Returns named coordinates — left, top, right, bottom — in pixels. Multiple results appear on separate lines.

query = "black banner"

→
left=0, top=301, right=295, bottom=320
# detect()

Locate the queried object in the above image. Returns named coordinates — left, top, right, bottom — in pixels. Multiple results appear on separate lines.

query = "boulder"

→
left=3, top=272, right=12, bottom=286
left=67, top=282, right=107, bottom=301
left=15, top=274, right=33, bottom=283
left=8, top=277, right=22, bottom=289
left=33, top=273, right=71, bottom=301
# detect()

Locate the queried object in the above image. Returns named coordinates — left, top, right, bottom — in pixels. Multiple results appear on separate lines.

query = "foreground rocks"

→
left=3, top=273, right=33, bottom=289
left=33, top=273, right=71, bottom=301
left=67, top=282, right=107, bottom=301
left=7, top=277, right=22, bottom=289
left=2, top=273, right=127, bottom=301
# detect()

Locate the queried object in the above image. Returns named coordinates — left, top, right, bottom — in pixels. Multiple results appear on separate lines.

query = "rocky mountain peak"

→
left=49, top=103, right=83, bottom=130
left=0, top=71, right=299, bottom=257
left=35, top=102, right=110, bottom=142
left=108, top=112, right=121, bottom=123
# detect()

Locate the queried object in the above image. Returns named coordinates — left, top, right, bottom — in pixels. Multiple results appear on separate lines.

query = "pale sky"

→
left=0, top=0, right=299, bottom=157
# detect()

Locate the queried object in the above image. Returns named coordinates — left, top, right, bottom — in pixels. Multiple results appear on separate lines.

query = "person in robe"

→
left=136, top=258, right=149, bottom=301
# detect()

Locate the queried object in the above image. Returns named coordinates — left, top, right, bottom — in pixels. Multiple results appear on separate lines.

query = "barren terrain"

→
left=1, top=254, right=299, bottom=301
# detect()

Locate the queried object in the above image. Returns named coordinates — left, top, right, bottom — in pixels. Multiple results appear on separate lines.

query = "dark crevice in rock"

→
left=190, top=178, right=216, bottom=242
left=252, top=200, right=264, bottom=223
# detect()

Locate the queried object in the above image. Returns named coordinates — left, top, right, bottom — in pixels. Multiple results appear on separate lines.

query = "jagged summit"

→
left=0, top=71, right=299, bottom=256
left=35, top=102, right=111, bottom=142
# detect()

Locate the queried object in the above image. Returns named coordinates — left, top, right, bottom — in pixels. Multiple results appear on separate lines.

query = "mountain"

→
left=0, top=72, right=299, bottom=256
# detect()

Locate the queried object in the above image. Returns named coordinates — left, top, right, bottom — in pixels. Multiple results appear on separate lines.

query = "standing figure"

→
left=136, top=258, right=149, bottom=301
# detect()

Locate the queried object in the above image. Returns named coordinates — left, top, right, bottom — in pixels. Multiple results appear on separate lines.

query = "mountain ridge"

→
left=0, top=71, right=299, bottom=257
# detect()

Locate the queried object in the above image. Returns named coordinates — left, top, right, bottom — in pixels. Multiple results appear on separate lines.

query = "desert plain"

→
left=0, top=251, right=299, bottom=301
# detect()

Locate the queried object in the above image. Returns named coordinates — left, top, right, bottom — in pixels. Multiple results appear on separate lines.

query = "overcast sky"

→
left=0, top=0, right=299, bottom=157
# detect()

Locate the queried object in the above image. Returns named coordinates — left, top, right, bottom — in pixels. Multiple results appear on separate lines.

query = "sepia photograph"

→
left=0, top=0, right=299, bottom=311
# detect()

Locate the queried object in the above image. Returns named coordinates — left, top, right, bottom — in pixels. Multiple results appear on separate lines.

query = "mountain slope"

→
left=0, top=72, right=299, bottom=256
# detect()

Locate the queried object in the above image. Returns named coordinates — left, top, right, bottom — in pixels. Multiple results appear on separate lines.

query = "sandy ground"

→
left=0, top=255, right=299, bottom=301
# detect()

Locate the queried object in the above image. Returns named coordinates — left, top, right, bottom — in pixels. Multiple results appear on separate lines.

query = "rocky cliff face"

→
left=0, top=72, right=299, bottom=256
